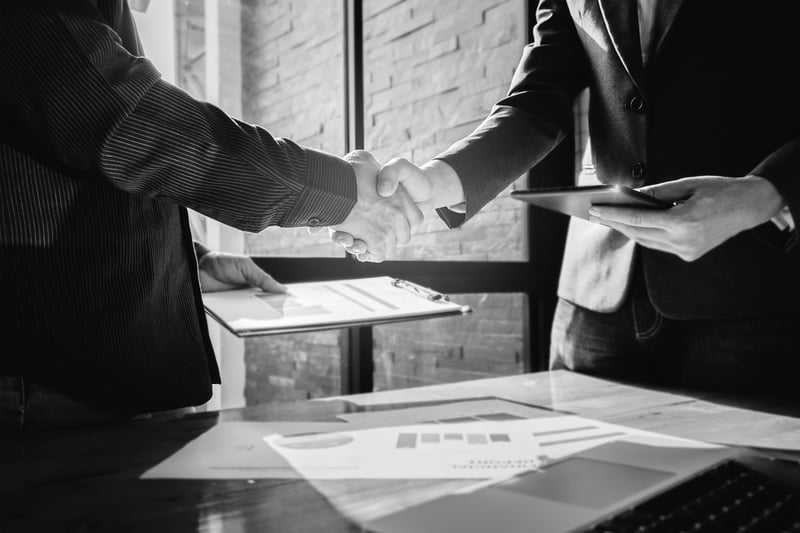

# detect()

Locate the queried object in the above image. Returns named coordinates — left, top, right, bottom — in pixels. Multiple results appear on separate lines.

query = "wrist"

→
left=421, top=159, right=465, bottom=209
left=745, top=174, right=785, bottom=225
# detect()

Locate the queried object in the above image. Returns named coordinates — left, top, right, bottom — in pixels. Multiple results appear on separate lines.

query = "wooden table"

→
left=2, top=370, right=799, bottom=532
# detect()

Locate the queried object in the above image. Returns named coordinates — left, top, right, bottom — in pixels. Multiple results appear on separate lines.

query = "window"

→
left=362, top=1, right=529, bottom=263
left=360, top=0, right=531, bottom=392
left=133, top=0, right=571, bottom=408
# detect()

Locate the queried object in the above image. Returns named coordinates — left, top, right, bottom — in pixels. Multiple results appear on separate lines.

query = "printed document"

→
left=141, top=400, right=715, bottom=481
left=203, top=276, right=469, bottom=336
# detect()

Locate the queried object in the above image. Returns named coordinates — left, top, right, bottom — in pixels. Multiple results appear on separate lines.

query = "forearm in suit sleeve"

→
left=434, top=0, right=590, bottom=228
left=0, top=3, right=355, bottom=232
left=752, top=138, right=800, bottom=250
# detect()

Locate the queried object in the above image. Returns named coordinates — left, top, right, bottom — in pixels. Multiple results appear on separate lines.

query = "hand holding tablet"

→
left=511, top=185, right=675, bottom=220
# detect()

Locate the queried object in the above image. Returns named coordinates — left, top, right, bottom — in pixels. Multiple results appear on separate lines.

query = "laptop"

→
left=365, top=440, right=800, bottom=533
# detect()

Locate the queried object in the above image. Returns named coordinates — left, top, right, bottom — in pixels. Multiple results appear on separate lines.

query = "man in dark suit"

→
left=0, top=0, right=421, bottom=430
left=337, top=0, right=800, bottom=397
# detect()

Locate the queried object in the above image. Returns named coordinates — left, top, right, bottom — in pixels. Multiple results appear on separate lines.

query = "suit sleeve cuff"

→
left=283, top=148, right=357, bottom=228
left=750, top=142, right=800, bottom=251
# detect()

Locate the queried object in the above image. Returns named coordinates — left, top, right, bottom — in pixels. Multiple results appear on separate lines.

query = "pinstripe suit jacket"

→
left=438, top=0, right=800, bottom=318
left=0, top=0, right=356, bottom=413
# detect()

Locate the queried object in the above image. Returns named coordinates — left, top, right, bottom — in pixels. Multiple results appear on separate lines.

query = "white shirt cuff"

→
left=771, top=206, right=795, bottom=232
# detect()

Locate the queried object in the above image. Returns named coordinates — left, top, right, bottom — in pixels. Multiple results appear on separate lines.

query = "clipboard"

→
left=202, top=276, right=472, bottom=337
left=511, top=185, right=675, bottom=220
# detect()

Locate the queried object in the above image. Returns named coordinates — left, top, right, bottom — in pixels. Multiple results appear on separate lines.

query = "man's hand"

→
left=329, top=150, right=424, bottom=262
left=330, top=158, right=465, bottom=258
left=377, top=158, right=465, bottom=211
left=587, top=175, right=785, bottom=262
left=198, top=251, right=287, bottom=293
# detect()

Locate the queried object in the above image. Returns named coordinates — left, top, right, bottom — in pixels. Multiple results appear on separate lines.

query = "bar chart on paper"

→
left=534, top=423, right=627, bottom=455
left=142, top=400, right=716, bottom=481
left=265, top=416, right=714, bottom=480
left=265, top=421, right=549, bottom=479
left=395, top=431, right=514, bottom=448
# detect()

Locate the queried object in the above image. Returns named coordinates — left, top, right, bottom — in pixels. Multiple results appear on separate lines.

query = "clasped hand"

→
left=329, top=152, right=434, bottom=262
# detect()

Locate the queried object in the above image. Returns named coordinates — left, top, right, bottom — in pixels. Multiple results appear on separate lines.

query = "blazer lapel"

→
left=597, top=0, right=644, bottom=91
left=651, top=0, right=686, bottom=59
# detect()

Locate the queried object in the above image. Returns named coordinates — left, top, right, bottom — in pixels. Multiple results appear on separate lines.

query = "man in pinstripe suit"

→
left=0, top=0, right=420, bottom=430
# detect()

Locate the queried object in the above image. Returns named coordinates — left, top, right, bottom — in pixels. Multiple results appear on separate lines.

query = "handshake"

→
left=326, top=150, right=465, bottom=262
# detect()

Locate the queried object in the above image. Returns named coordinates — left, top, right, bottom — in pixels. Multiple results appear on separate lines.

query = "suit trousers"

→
left=549, top=259, right=800, bottom=399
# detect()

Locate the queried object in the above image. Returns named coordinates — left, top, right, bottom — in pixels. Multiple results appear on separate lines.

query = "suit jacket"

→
left=0, top=0, right=356, bottom=413
left=438, top=0, right=800, bottom=319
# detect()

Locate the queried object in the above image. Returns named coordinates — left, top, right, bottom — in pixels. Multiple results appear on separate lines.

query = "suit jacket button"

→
left=307, top=217, right=321, bottom=227
left=628, top=95, right=646, bottom=113
left=631, top=162, right=647, bottom=180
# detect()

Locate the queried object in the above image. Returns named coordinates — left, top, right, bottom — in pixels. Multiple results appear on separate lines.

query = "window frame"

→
left=251, top=0, right=573, bottom=394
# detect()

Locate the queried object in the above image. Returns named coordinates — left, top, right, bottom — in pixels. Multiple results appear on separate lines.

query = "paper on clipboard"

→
left=202, top=276, right=471, bottom=337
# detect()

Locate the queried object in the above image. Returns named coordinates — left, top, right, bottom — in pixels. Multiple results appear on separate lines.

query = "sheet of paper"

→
left=524, top=415, right=718, bottom=461
left=142, top=399, right=545, bottom=480
left=140, top=421, right=350, bottom=479
left=142, top=408, right=716, bottom=480
left=202, top=276, right=468, bottom=336
left=266, top=416, right=717, bottom=480
left=334, top=398, right=559, bottom=425
left=264, top=420, right=549, bottom=480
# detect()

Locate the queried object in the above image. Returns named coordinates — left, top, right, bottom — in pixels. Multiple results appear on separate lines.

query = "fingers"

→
left=349, top=239, right=367, bottom=254
left=330, top=230, right=368, bottom=255
left=331, top=155, right=429, bottom=261
left=346, top=239, right=368, bottom=255
left=377, top=158, right=405, bottom=197
left=345, top=149, right=380, bottom=169
left=408, top=198, right=425, bottom=229
left=391, top=210, right=412, bottom=248
left=257, top=273, right=289, bottom=293
left=330, top=229, right=354, bottom=248
left=589, top=206, right=668, bottom=229
left=330, top=224, right=387, bottom=261
left=197, top=252, right=288, bottom=292
left=378, top=158, right=431, bottom=202
left=590, top=217, right=668, bottom=242
left=332, top=196, right=420, bottom=257
left=240, top=258, right=287, bottom=293
left=589, top=211, right=705, bottom=262
left=637, top=178, right=696, bottom=203
left=391, top=184, right=424, bottom=246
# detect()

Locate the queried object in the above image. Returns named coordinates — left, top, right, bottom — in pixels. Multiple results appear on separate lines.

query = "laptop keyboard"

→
left=584, top=460, right=799, bottom=533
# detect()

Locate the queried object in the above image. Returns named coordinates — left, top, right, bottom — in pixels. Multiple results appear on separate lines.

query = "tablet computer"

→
left=510, top=185, right=674, bottom=220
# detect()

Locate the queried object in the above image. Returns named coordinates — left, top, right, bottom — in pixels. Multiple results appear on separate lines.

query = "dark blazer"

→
left=0, top=0, right=356, bottom=413
left=438, top=0, right=800, bottom=319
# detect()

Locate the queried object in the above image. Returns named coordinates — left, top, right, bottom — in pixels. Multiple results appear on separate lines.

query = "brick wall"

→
left=241, top=0, right=346, bottom=259
left=240, top=0, right=348, bottom=404
left=363, top=0, right=529, bottom=262
left=244, top=330, right=343, bottom=403
left=237, top=0, right=532, bottom=401
left=362, top=0, right=529, bottom=390
left=374, top=293, right=525, bottom=390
